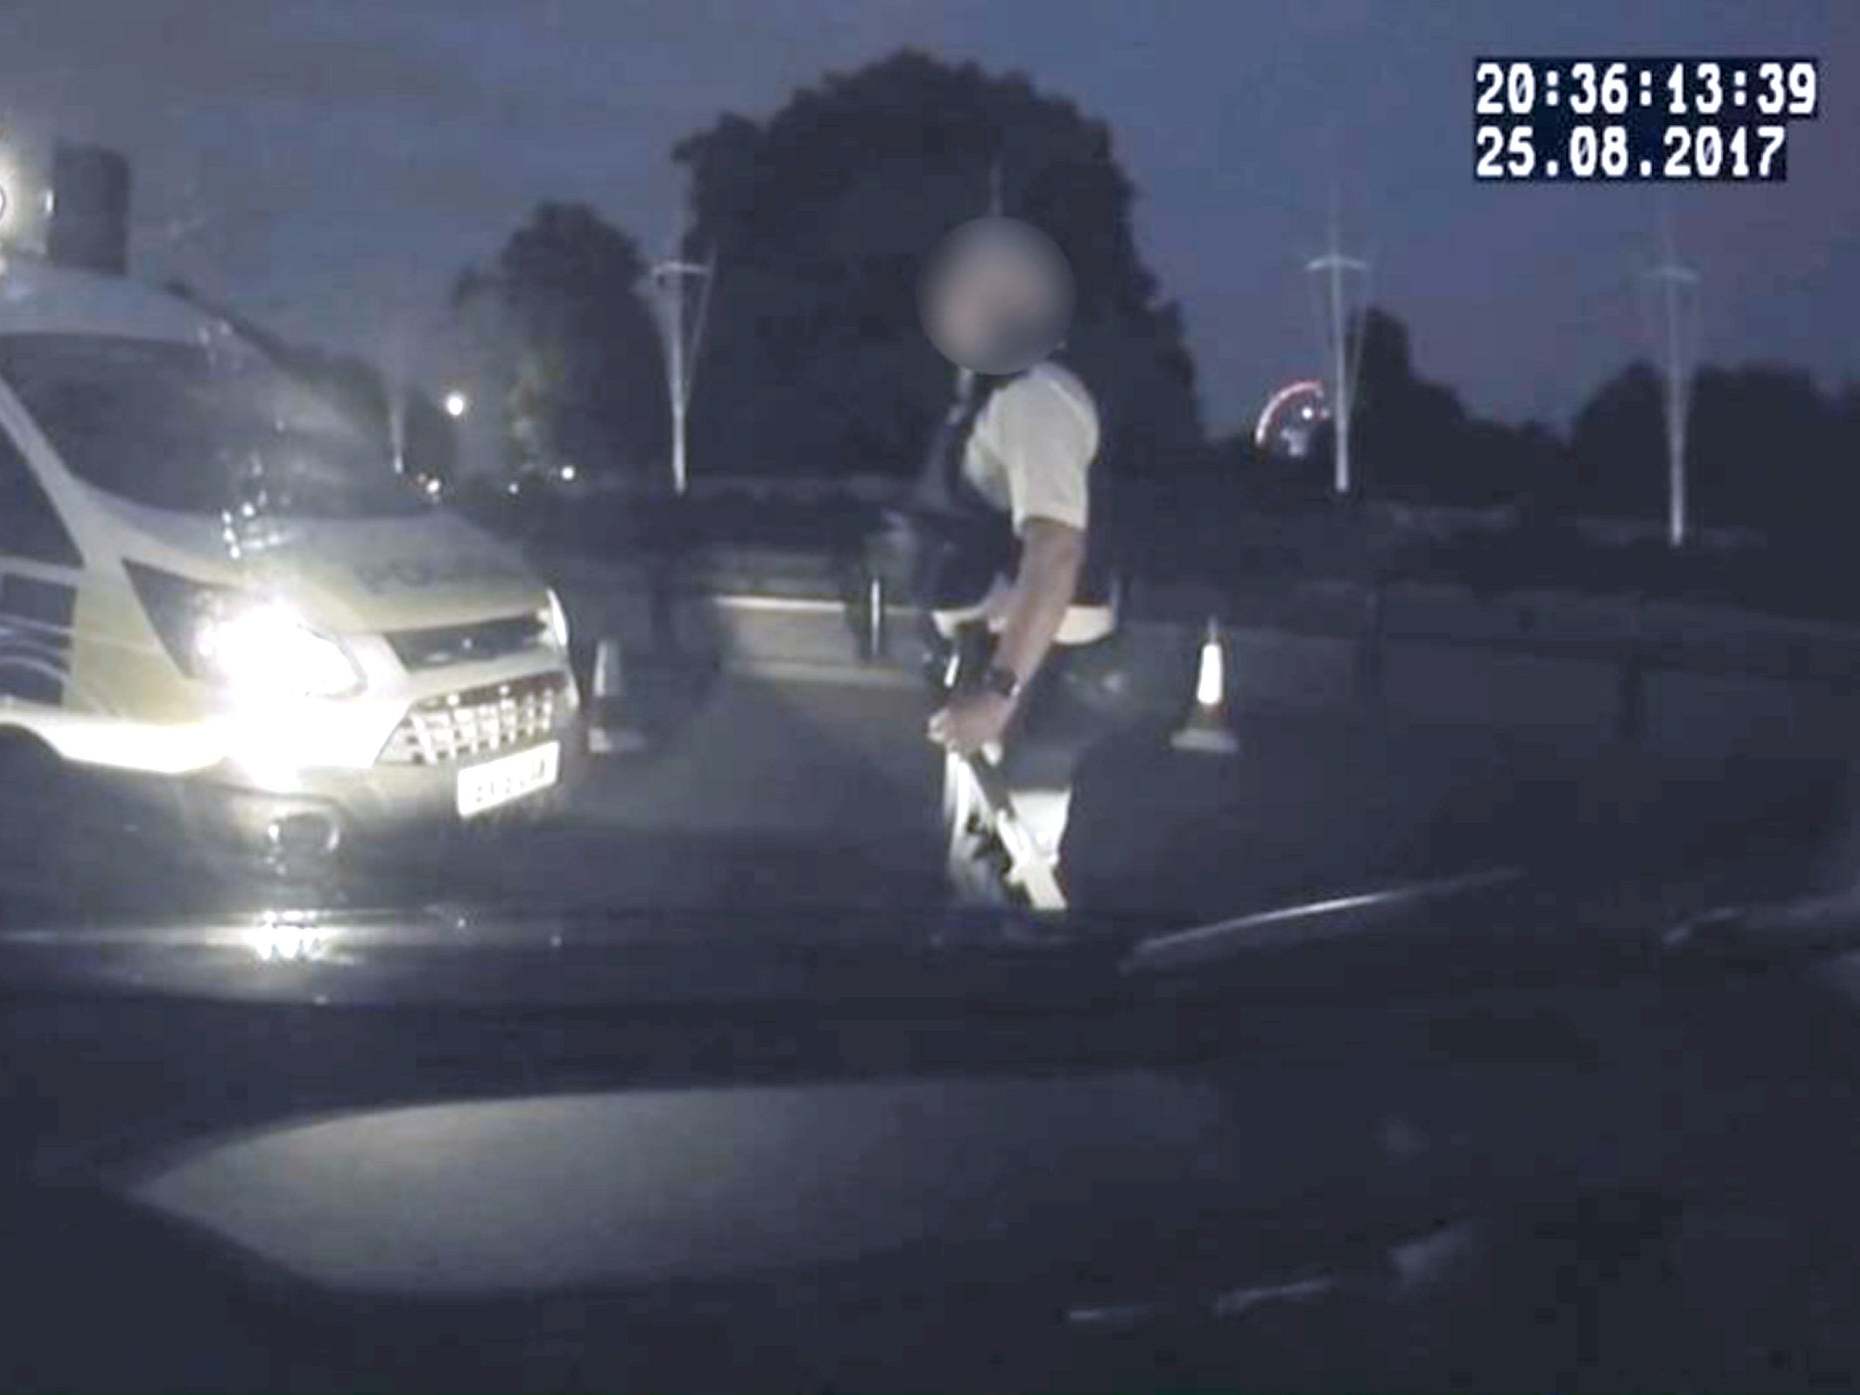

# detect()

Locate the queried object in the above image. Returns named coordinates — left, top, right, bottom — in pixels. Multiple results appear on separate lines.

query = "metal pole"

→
left=1647, top=258, right=1699, bottom=549
left=1331, top=255, right=1350, bottom=496
left=1667, top=280, right=1683, bottom=548
left=388, top=390, right=406, bottom=475
left=1306, top=207, right=1368, bottom=500
left=668, top=284, right=687, bottom=497
left=650, top=256, right=713, bottom=497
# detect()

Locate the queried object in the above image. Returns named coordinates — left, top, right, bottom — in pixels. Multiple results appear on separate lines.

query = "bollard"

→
left=587, top=635, right=648, bottom=755
left=1171, top=616, right=1240, bottom=755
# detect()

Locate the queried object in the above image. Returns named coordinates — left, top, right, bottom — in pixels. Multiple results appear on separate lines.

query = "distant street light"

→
left=442, top=389, right=470, bottom=419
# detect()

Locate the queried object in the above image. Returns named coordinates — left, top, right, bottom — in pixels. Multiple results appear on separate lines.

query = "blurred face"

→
left=922, top=216, right=1074, bottom=375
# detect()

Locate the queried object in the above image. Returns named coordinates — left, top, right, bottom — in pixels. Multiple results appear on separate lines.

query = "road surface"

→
left=5, top=657, right=1855, bottom=935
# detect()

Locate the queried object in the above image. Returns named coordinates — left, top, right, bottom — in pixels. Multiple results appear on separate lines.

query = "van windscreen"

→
left=0, top=334, right=428, bottom=518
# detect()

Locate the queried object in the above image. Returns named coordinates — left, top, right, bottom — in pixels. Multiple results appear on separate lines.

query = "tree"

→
left=1350, top=308, right=1464, bottom=502
left=1839, top=381, right=1860, bottom=440
left=454, top=203, right=669, bottom=479
left=1570, top=360, right=1852, bottom=542
left=1507, top=420, right=1575, bottom=523
left=1569, top=361, right=1665, bottom=520
left=671, top=49, right=1203, bottom=483
left=1342, top=306, right=1556, bottom=509
left=1838, top=382, right=1860, bottom=522
left=1689, top=364, right=1841, bottom=540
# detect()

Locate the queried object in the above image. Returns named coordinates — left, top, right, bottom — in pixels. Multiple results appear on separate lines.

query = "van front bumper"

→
left=171, top=723, right=588, bottom=866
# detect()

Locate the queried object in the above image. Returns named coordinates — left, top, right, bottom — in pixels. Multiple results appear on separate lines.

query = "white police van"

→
left=0, top=255, right=582, bottom=870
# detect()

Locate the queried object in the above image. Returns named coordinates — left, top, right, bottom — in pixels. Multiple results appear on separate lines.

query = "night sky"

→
left=1, top=0, right=1854, bottom=436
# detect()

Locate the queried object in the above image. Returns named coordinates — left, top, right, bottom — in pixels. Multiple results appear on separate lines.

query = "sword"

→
left=934, top=632, right=1068, bottom=913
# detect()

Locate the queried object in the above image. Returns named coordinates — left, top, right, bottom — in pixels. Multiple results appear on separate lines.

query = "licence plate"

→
left=456, top=741, right=561, bottom=819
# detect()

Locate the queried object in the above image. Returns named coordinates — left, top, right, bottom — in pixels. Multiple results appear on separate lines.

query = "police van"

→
left=0, top=255, right=582, bottom=870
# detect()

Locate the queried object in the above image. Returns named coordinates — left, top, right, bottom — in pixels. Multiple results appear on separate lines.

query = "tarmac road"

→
left=4, top=657, right=1856, bottom=937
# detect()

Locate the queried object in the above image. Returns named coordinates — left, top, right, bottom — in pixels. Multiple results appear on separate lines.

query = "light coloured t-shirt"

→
left=938, top=361, right=1115, bottom=645
left=960, top=361, right=1099, bottom=536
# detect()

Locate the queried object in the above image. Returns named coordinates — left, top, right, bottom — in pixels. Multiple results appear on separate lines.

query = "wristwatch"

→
left=978, top=664, right=1023, bottom=702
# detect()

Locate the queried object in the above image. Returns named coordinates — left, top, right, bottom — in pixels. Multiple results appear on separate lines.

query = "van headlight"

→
left=128, top=563, right=365, bottom=699
left=541, top=587, right=570, bottom=652
left=194, top=601, right=364, bottom=699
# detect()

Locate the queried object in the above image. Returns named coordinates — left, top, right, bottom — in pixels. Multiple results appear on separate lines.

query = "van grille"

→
left=378, top=671, right=569, bottom=766
left=387, top=612, right=548, bottom=671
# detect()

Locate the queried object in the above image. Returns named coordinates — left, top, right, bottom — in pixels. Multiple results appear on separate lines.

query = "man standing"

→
left=913, top=217, right=1121, bottom=906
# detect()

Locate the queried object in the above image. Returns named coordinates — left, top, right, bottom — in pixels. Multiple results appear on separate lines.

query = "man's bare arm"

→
left=992, top=517, right=1086, bottom=690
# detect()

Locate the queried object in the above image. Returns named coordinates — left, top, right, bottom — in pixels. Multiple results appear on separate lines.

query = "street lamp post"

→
left=1646, top=256, right=1701, bottom=549
left=1305, top=206, right=1369, bottom=499
left=647, top=249, right=715, bottom=497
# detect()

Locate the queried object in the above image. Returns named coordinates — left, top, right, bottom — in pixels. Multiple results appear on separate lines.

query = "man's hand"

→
left=929, top=518, right=1082, bottom=758
left=927, top=689, right=1016, bottom=756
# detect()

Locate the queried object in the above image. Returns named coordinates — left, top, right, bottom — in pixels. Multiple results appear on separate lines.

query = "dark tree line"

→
left=1228, top=303, right=1860, bottom=553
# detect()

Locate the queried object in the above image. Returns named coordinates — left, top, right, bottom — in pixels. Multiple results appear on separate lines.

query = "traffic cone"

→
left=1171, top=617, right=1240, bottom=755
left=587, top=636, right=648, bottom=755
